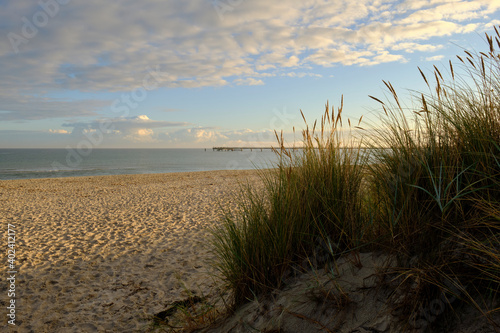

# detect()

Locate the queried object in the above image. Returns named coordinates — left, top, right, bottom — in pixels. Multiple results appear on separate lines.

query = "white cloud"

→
left=62, top=115, right=189, bottom=142
left=164, top=127, right=229, bottom=143
left=304, top=48, right=375, bottom=67
left=391, top=42, right=443, bottom=53
left=0, top=0, right=498, bottom=121
left=397, top=2, right=484, bottom=25
left=234, top=78, right=265, bottom=86
left=371, top=51, right=407, bottom=65
left=124, top=128, right=156, bottom=142
left=159, top=127, right=300, bottom=147
left=220, top=128, right=300, bottom=147
left=425, top=55, right=445, bottom=61
left=283, top=72, right=323, bottom=78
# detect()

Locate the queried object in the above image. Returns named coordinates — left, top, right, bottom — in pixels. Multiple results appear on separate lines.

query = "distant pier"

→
left=211, top=146, right=366, bottom=151
left=212, top=147, right=272, bottom=152
left=212, top=147, right=306, bottom=152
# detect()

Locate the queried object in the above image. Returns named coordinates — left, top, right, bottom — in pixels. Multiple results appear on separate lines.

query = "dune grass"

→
left=210, top=27, right=500, bottom=329
left=211, top=101, right=367, bottom=305
left=367, top=28, right=500, bottom=325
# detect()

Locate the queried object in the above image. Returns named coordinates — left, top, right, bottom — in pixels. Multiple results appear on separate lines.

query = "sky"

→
left=0, top=0, right=499, bottom=148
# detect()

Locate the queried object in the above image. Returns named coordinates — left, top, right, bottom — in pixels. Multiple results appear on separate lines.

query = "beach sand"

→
left=0, top=170, right=263, bottom=332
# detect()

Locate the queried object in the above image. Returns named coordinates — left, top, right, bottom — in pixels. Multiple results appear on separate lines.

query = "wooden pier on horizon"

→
left=211, top=146, right=372, bottom=151
left=213, top=147, right=271, bottom=152
left=212, top=146, right=307, bottom=152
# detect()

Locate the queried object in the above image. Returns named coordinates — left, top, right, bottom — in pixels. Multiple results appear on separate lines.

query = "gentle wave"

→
left=0, top=148, right=279, bottom=180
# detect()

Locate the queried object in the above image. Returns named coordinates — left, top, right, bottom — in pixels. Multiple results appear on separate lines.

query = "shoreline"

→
left=0, top=169, right=263, bottom=332
left=0, top=167, right=271, bottom=182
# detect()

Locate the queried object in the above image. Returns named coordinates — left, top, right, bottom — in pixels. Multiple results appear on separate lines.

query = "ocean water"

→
left=0, top=148, right=280, bottom=180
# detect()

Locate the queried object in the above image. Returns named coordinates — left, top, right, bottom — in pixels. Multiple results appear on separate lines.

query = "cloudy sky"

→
left=1, top=0, right=499, bottom=148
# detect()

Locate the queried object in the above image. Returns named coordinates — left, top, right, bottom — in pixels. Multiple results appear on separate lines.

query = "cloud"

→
left=391, top=42, right=443, bottom=53
left=63, top=115, right=190, bottom=142
left=397, top=2, right=486, bottom=25
left=48, top=129, right=70, bottom=134
left=162, top=127, right=228, bottom=143
left=219, top=128, right=300, bottom=147
left=425, top=55, right=445, bottom=61
left=371, top=51, right=407, bottom=65
left=282, top=72, right=322, bottom=78
left=63, top=115, right=188, bottom=131
left=3, top=119, right=293, bottom=148
left=124, top=128, right=156, bottom=142
left=234, top=78, right=265, bottom=86
left=0, top=96, right=108, bottom=121
left=159, top=127, right=298, bottom=147
left=0, top=0, right=499, bottom=120
left=304, top=48, right=375, bottom=67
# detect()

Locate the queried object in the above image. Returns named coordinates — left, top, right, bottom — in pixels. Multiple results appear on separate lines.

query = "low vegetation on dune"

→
left=155, top=27, right=500, bottom=332
left=366, top=28, right=500, bottom=327
left=212, top=99, right=368, bottom=306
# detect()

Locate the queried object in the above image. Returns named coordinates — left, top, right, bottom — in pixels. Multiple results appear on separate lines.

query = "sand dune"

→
left=0, top=170, right=262, bottom=332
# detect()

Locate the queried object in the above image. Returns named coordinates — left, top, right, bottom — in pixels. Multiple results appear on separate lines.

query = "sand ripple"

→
left=0, top=170, right=262, bottom=332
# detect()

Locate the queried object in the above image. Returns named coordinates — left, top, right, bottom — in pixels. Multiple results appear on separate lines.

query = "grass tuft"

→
left=212, top=99, right=367, bottom=306
left=208, top=26, right=500, bottom=330
left=367, top=27, right=500, bottom=326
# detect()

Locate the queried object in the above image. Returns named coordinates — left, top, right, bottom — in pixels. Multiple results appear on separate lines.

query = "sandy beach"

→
left=0, top=170, right=263, bottom=332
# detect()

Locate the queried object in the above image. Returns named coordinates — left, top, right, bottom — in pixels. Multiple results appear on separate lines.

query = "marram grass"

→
left=210, top=26, right=500, bottom=329
left=212, top=100, right=368, bottom=305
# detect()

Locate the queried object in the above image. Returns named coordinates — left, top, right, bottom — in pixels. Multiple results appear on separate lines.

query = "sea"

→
left=0, top=148, right=280, bottom=180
